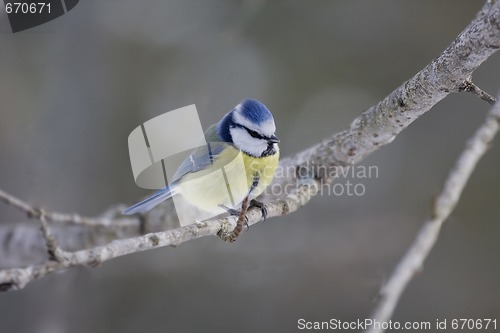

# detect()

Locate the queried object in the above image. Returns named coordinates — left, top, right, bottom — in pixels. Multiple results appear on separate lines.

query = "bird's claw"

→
left=250, top=199, right=268, bottom=222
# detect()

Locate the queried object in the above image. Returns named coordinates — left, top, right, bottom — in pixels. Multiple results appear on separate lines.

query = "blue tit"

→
left=122, top=98, right=280, bottom=216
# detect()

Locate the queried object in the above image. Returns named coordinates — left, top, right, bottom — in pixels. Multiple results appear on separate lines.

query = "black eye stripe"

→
left=248, top=129, right=261, bottom=139
left=236, top=124, right=266, bottom=140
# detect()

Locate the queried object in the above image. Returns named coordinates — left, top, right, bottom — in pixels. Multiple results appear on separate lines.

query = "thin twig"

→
left=365, top=92, right=500, bottom=333
left=38, top=211, right=69, bottom=262
left=0, top=188, right=139, bottom=229
left=459, top=78, right=497, bottom=105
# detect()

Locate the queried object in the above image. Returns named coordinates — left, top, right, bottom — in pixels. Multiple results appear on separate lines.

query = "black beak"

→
left=268, top=134, right=280, bottom=143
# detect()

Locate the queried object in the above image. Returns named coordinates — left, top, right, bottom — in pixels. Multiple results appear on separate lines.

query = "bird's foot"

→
left=218, top=196, right=250, bottom=243
left=219, top=204, right=250, bottom=230
left=249, top=199, right=268, bottom=222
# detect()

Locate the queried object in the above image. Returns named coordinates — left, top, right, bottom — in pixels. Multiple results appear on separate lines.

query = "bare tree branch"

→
left=0, top=0, right=499, bottom=291
left=0, top=180, right=317, bottom=291
left=364, top=91, right=500, bottom=333
left=287, top=0, right=500, bottom=171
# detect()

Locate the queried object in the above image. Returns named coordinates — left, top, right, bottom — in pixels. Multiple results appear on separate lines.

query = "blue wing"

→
left=171, top=141, right=226, bottom=181
left=122, top=126, right=229, bottom=215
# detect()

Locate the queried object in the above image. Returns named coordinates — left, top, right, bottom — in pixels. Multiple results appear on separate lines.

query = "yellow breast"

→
left=178, top=145, right=279, bottom=212
left=241, top=151, right=280, bottom=198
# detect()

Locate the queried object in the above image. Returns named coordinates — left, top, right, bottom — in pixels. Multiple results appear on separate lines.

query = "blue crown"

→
left=217, top=99, right=272, bottom=143
left=236, top=99, right=273, bottom=125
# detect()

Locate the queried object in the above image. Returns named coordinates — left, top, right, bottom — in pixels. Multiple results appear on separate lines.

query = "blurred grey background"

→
left=1, top=1, right=499, bottom=332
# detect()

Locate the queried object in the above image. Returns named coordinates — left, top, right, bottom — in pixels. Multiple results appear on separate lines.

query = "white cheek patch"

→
left=230, top=127, right=268, bottom=157
left=232, top=111, right=276, bottom=137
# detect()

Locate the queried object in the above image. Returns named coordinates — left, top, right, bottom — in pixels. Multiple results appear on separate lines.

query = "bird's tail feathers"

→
left=122, top=185, right=178, bottom=215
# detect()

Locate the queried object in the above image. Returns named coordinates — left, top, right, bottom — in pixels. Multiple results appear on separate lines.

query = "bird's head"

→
left=218, top=99, right=279, bottom=158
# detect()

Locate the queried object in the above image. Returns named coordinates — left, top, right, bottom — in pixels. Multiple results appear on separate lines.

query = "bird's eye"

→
left=247, top=129, right=261, bottom=139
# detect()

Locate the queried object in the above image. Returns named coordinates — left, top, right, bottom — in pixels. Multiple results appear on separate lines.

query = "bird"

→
left=122, top=99, right=280, bottom=220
